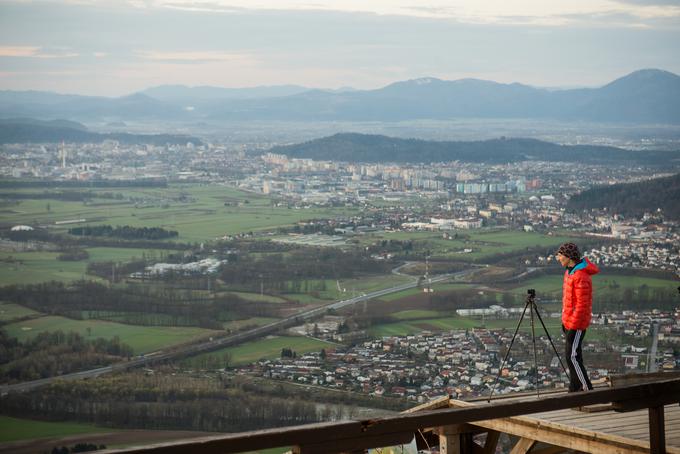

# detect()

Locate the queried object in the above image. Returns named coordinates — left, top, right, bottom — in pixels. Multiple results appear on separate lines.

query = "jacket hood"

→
left=570, top=257, right=600, bottom=275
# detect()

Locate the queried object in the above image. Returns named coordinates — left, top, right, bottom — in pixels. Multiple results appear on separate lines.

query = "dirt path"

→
left=0, top=429, right=217, bottom=454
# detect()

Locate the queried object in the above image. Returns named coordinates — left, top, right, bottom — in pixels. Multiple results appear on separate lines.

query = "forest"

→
left=568, top=173, right=680, bottom=220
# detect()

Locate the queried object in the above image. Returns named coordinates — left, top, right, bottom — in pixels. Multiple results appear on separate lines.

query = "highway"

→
left=0, top=267, right=476, bottom=395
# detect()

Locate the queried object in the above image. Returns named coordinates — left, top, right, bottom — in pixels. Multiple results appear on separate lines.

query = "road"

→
left=0, top=267, right=476, bottom=395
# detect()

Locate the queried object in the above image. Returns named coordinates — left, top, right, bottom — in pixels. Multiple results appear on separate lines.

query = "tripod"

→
left=488, top=289, right=569, bottom=401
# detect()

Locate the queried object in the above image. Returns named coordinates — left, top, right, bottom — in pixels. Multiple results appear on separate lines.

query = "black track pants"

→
left=564, top=328, right=593, bottom=392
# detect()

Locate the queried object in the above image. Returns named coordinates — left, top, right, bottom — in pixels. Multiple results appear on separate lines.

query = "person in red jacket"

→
left=556, top=242, right=599, bottom=392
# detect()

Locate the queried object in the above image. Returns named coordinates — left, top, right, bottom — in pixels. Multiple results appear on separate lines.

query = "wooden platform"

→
left=450, top=398, right=680, bottom=454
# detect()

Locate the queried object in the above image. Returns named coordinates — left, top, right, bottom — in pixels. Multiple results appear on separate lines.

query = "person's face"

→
left=556, top=253, right=571, bottom=268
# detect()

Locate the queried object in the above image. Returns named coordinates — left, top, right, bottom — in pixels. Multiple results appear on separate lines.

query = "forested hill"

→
left=568, top=173, right=680, bottom=219
left=0, top=118, right=203, bottom=146
left=269, top=133, right=680, bottom=165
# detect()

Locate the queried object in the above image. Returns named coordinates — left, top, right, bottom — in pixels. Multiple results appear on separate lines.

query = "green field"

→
left=3, top=185, right=357, bottom=242
left=0, top=415, right=112, bottom=443
left=369, top=315, right=564, bottom=338
left=371, top=230, right=575, bottom=260
left=0, top=302, right=40, bottom=322
left=0, top=251, right=90, bottom=285
left=186, top=335, right=337, bottom=367
left=509, top=272, right=679, bottom=297
left=3, top=315, right=218, bottom=354
left=0, top=247, right=166, bottom=285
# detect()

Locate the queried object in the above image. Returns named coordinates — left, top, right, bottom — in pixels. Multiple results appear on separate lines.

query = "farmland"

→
left=3, top=315, right=218, bottom=354
left=0, top=415, right=111, bottom=443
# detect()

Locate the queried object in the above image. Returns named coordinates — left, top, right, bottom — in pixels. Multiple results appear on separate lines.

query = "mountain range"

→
left=1, top=69, right=679, bottom=124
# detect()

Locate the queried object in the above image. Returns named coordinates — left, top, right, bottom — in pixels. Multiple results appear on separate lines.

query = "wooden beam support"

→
left=649, top=405, right=666, bottom=454
left=479, top=430, right=501, bottom=454
left=439, top=433, right=462, bottom=454
left=510, top=437, right=536, bottom=454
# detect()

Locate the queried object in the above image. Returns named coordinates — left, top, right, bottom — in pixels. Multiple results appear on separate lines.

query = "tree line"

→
left=68, top=225, right=178, bottom=240
left=0, top=373, right=320, bottom=433
left=0, top=329, right=132, bottom=383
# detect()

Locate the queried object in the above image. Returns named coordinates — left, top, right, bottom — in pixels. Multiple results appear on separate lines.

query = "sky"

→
left=0, top=0, right=679, bottom=96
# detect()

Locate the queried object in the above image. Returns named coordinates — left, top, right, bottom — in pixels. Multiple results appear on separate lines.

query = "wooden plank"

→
left=451, top=400, right=680, bottom=454
left=545, top=411, right=649, bottom=425
left=460, top=415, right=659, bottom=454
left=557, top=411, right=680, bottom=433
left=603, top=414, right=680, bottom=433
left=667, top=435, right=680, bottom=445
left=559, top=415, right=680, bottom=433
left=551, top=411, right=679, bottom=429
left=509, top=437, right=536, bottom=454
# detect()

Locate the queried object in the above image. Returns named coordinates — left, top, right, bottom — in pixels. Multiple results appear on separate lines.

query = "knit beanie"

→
left=556, top=242, right=581, bottom=261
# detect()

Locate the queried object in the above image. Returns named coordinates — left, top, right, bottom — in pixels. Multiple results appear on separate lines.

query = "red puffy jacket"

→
left=561, top=257, right=599, bottom=330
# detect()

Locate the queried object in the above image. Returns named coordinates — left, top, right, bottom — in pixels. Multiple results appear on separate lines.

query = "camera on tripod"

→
left=488, top=287, right=568, bottom=401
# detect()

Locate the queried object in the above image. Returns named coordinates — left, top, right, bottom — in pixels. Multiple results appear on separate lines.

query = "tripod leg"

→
left=533, top=302, right=569, bottom=378
left=530, top=302, right=540, bottom=397
left=488, top=300, right=529, bottom=401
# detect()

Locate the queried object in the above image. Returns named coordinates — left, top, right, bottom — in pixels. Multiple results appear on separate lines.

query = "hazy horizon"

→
left=1, top=0, right=680, bottom=96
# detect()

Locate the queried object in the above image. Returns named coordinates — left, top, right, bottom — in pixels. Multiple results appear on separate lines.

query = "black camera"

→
left=527, top=289, right=536, bottom=298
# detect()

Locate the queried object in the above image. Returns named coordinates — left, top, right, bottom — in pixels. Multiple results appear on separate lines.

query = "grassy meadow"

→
left=0, top=415, right=113, bottom=443
left=365, top=229, right=576, bottom=260
left=0, top=248, right=166, bottom=285
left=3, top=315, right=219, bottom=354
left=507, top=272, right=678, bottom=298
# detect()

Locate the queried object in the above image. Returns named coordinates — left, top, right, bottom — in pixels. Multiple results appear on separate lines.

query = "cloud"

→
left=135, top=50, right=257, bottom=64
left=123, top=0, right=680, bottom=26
left=0, top=46, right=41, bottom=57
left=0, top=46, right=79, bottom=58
